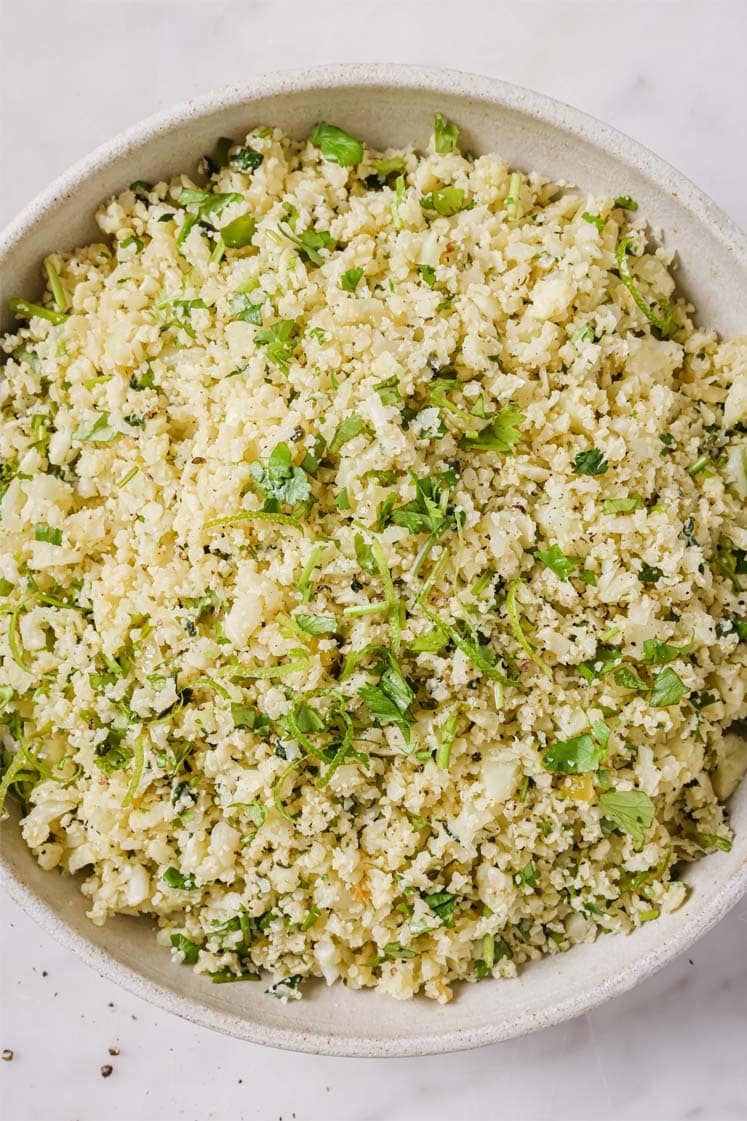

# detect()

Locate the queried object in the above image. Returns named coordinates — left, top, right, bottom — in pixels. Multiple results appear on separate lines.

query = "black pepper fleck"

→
left=100, top=1064, right=113, bottom=1078
left=2, top=1050, right=13, bottom=1062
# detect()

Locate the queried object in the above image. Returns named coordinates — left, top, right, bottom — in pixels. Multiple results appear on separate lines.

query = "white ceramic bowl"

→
left=1, top=64, right=745, bottom=1057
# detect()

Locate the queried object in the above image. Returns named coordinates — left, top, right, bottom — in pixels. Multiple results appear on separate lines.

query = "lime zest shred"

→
left=506, top=580, right=550, bottom=675
left=122, top=737, right=145, bottom=807
left=616, top=239, right=674, bottom=337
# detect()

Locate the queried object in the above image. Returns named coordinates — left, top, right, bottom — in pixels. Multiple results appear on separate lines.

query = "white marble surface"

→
left=1, top=1, right=746, bottom=1118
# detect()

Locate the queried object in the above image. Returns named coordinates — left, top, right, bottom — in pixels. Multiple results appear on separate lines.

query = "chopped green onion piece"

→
left=44, top=259, right=70, bottom=312
left=34, top=524, right=62, bottom=546
left=9, top=298, right=67, bottom=325
left=504, top=172, right=522, bottom=219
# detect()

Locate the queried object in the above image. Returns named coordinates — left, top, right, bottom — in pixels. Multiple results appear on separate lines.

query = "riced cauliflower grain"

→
left=1, top=117, right=745, bottom=1003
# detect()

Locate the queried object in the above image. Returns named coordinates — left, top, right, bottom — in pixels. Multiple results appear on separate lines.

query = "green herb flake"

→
left=34, top=524, right=62, bottom=546
left=574, top=448, right=608, bottom=476
left=514, top=859, right=538, bottom=890
left=254, top=319, right=299, bottom=373
left=649, top=666, right=688, bottom=707
left=170, top=933, right=200, bottom=964
left=354, top=533, right=377, bottom=574
left=536, top=544, right=577, bottom=582
left=614, top=195, right=638, bottom=211
left=582, top=211, right=605, bottom=232
left=249, top=442, right=311, bottom=507
left=220, top=213, right=257, bottom=249
left=459, top=403, right=525, bottom=455
left=229, top=291, right=263, bottom=325
left=309, top=122, right=363, bottom=167
left=340, top=267, right=364, bottom=293
left=417, top=264, right=437, bottom=288
left=232, top=145, right=264, bottom=172
left=330, top=414, right=367, bottom=454
left=639, top=563, right=664, bottom=584
left=162, top=867, right=197, bottom=891
left=72, top=412, right=119, bottom=443
left=266, top=974, right=303, bottom=1001
left=420, top=186, right=468, bottom=217
left=642, top=636, right=690, bottom=665
left=423, top=890, right=457, bottom=926
left=178, top=188, right=243, bottom=225
left=542, top=733, right=602, bottom=774
left=294, top=613, right=337, bottom=635
left=231, top=704, right=269, bottom=732
left=599, top=789, right=655, bottom=846
left=279, top=225, right=335, bottom=266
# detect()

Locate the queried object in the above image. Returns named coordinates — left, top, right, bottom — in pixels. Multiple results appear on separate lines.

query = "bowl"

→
left=1, top=64, right=745, bottom=1057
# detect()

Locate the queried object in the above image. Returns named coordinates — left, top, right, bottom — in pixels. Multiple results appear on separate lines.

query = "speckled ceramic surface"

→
left=1, top=64, right=745, bottom=1057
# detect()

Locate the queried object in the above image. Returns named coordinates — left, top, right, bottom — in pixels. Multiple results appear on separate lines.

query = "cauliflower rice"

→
left=1, top=116, right=746, bottom=1004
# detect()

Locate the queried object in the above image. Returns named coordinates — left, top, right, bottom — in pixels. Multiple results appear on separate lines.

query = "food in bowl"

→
left=1, top=114, right=745, bottom=1004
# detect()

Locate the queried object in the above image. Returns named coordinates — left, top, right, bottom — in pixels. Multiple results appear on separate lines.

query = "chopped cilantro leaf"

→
left=162, top=867, right=197, bottom=890
left=574, top=448, right=608, bottom=476
left=642, top=636, right=690, bottom=665
left=459, top=403, right=525, bottom=455
left=423, top=890, right=457, bottom=926
left=220, top=213, right=256, bottom=249
left=279, top=224, right=335, bottom=266
left=639, top=563, right=663, bottom=584
left=231, top=704, right=269, bottom=732
left=417, top=264, right=437, bottom=288
left=542, top=734, right=602, bottom=774
left=254, top=319, right=299, bottom=373
left=514, top=860, right=538, bottom=889
left=340, top=267, right=364, bottom=292
left=249, top=442, right=311, bottom=507
left=389, top=471, right=459, bottom=536
left=178, top=188, right=243, bottom=225
left=649, top=666, right=688, bottom=707
left=170, top=933, right=201, bottom=964
left=229, top=291, right=263, bottom=325
left=309, top=122, right=363, bottom=167
left=232, top=145, right=264, bottom=172
left=599, top=789, right=654, bottom=846
left=73, top=412, right=118, bottom=443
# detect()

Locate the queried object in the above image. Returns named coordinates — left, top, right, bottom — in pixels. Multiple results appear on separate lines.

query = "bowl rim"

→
left=1, top=62, right=745, bottom=1058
